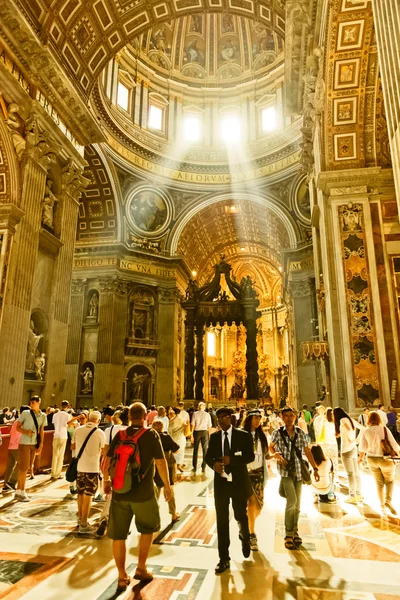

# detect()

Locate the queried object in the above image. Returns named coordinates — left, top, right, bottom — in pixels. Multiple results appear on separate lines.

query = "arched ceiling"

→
left=14, top=0, right=285, bottom=96
left=177, top=199, right=290, bottom=297
left=322, top=0, right=391, bottom=169
left=77, top=145, right=118, bottom=243
left=129, top=14, right=283, bottom=86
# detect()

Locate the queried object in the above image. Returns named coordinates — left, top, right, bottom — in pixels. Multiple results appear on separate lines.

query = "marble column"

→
left=371, top=0, right=400, bottom=212
left=243, top=303, right=259, bottom=401
left=184, top=316, right=195, bottom=400
left=288, top=278, right=318, bottom=407
left=43, top=161, right=89, bottom=404
left=195, top=322, right=205, bottom=401
left=0, top=118, right=59, bottom=404
left=64, top=278, right=87, bottom=403
left=156, top=288, right=178, bottom=405
left=317, top=169, right=393, bottom=409
left=95, top=277, right=127, bottom=406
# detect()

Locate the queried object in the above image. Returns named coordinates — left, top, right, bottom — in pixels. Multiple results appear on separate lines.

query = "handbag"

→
left=66, top=427, right=97, bottom=483
left=381, top=427, right=397, bottom=458
left=30, top=410, right=41, bottom=450
left=294, top=446, right=312, bottom=485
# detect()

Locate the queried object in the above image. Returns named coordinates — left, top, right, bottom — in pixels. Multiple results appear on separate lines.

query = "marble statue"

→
left=81, top=366, right=93, bottom=394
left=6, top=103, right=26, bottom=160
left=88, top=292, right=99, bottom=318
left=132, top=372, right=150, bottom=399
left=42, top=179, right=57, bottom=229
left=35, top=353, right=46, bottom=381
left=25, top=321, right=43, bottom=374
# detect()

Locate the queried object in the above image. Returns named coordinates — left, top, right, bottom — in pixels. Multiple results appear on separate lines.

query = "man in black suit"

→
left=205, top=407, right=255, bottom=574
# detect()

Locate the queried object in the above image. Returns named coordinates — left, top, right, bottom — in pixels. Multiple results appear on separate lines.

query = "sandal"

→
left=133, top=568, right=153, bottom=582
left=293, top=535, right=302, bottom=546
left=117, top=576, right=131, bottom=592
left=284, top=536, right=295, bottom=550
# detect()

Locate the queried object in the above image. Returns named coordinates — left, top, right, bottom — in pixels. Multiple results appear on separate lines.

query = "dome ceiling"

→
left=130, top=14, right=284, bottom=86
left=177, top=199, right=290, bottom=297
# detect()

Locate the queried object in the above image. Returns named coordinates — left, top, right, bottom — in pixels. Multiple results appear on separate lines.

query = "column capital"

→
left=70, top=278, right=87, bottom=295
left=62, top=160, right=91, bottom=202
left=288, top=278, right=313, bottom=298
left=99, top=276, right=129, bottom=296
left=0, top=203, right=25, bottom=235
left=23, top=113, right=61, bottom=169
left=316, top=167, right=384, bottom=195
left=158, top=287, right=179, bottom=303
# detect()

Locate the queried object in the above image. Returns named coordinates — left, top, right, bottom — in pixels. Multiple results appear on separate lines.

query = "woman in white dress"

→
left=333, top=406, right=362, bottom=503
left=168, top=407, right=186, bottom=472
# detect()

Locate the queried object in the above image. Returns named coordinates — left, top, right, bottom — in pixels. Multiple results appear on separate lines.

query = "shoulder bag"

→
left=30, top=410, right=42, bottom=450
left=66, top=427, right=97, bottom=483
left=381, top=427, right=397, bottom=458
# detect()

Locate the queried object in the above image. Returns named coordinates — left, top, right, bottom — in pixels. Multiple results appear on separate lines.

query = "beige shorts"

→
left=18, top=444, right=36, bottom=472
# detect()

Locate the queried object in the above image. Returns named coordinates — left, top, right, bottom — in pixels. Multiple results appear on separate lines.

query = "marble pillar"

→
left=0, top=124, right=59, bottom=404
left=64, top=278, right=87, bottom=403
left=184, top=318, right=195, bottom=400
left=42, top=162, right=89, bottom=404
left=317, top=169, right=395, bottom=409
left=156, top=288, right=178, bottom=405
left=288, top=278, right=318, bottom=407
left=95, top=277, right=127, bottom=406
left=195, top=323, right=204, bottom=401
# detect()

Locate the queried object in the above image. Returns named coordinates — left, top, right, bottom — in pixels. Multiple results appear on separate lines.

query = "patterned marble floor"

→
left=0, top=451, right=400, bottom=599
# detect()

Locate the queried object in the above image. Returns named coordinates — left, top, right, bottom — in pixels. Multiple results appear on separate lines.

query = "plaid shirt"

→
left=271, top=426, right=308, bottom=480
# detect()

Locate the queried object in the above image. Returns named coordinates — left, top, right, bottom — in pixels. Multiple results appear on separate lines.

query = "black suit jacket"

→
left=205, top=427, right=255, bottom=497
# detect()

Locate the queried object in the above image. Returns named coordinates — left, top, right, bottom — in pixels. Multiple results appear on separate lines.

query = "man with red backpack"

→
left=103, top=402, right=172, bottom=593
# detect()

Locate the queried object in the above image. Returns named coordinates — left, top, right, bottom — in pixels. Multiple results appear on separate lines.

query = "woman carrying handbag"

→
left=358, top=410, right=400, bottom=517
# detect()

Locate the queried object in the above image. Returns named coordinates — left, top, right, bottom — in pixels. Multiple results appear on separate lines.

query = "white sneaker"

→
left=15, top=490, right=30, bottom=502
left=78, top=524, right=96, bottom=535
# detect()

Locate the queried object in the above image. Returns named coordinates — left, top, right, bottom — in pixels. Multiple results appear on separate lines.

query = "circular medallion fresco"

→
left=126, top=188, right=171, bottom=237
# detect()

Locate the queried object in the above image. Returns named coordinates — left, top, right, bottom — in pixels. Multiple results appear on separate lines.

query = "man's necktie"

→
left=224, top=431, right=231, bottom=475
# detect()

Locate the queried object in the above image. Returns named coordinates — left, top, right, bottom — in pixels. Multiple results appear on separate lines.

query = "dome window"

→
left=184, top=116, right=201, bottom=142
left=148, top=104, right=163, bottom=131
left=221, top=115, right=241, bottom=143
left=262, top=106, right=277, bottom=132
left=117, top=81, right=130, bottom=112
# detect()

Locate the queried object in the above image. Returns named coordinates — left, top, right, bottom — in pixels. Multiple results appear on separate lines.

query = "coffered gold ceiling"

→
left=14, top=0, right=285, bottom=96
left=177, top=199, right=290, bottom=294
left=323, top=0, right=391, bottom=170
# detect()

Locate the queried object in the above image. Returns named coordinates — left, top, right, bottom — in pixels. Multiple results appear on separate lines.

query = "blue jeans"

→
left=281, top=475, right=302, bottom=536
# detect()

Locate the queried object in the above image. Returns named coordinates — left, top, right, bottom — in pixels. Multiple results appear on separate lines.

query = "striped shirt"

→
left=271, top=426, right=308, bottom=480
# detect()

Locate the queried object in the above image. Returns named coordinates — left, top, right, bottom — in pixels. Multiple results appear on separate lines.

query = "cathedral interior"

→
left=0, top=0, right=399, bottom=414
left=1, top=2, right=400, bottom=600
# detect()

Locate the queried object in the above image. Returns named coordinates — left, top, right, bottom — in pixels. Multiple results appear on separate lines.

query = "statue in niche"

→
left=6, top=103, right=26, bottom=160
left=35, top=353, right=46, bottom=381
left=132, top=372, right=151, bottom=400
left=42, top=179, right=57, bottom=230
left=25, top=320, right=44, bottom=375
left=81, top=366, right=93, bottom=394
left=240, top=275, right=257, bottom=299
left=88, top=292, right=99, bottom=319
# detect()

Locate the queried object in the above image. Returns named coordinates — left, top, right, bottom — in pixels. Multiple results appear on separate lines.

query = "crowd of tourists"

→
left=0, top=396, right=399, bottom=590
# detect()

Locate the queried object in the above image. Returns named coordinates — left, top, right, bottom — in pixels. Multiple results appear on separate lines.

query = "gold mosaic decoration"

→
left=325, top=0, right=381, bottom=169
left=338, top=202, right=380, bottom=406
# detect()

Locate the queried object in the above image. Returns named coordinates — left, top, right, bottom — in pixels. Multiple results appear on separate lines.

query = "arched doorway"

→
left=126, top=365, right=152, bottom=406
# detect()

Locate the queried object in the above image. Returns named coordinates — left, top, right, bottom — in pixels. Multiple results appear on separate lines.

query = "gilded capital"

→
left=62, top=160, right=90, bottom=201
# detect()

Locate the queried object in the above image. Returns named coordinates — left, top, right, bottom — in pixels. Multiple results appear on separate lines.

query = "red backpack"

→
left=110, top=427, right=149, bottom=494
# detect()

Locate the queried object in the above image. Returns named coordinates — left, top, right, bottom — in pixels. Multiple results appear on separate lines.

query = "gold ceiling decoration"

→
left=177, top=199, right=288, bottom=303
left=15, top=0, right=285, bottom=96
left=77, top=145, right=118, bottom=243
left=324, top=0, right=386, bottom=170
left=130, top=14, right=283, bottom=86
